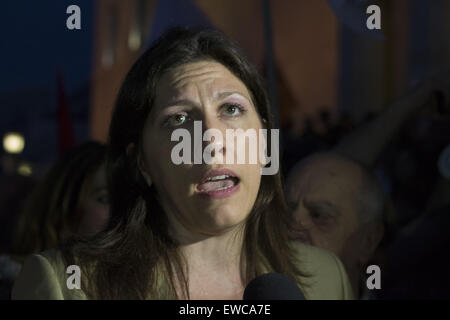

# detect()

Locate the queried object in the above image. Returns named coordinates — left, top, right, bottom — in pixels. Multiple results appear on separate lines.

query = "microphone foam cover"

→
left=243, top=272, right=306, bottom=300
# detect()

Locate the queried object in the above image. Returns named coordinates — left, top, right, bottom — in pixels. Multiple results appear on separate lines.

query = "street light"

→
left=17, top=162, right=33, bottom=176
left=3, top=132, right=25, bottom=154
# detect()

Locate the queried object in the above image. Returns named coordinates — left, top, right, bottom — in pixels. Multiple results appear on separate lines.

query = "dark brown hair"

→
left=13, top=141, right=107, bottom=258
left=64, top=27, right=307, bottom=299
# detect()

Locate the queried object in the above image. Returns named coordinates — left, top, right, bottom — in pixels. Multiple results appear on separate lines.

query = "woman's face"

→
left=77, top=163, right=110, bottom=236
left=139, top=61, right=265, bottom=238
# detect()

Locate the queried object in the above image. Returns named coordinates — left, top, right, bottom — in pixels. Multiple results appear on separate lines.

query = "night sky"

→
left=0, top=0, right=93, bottom=91
left=0, top=0, right=94, bottom=163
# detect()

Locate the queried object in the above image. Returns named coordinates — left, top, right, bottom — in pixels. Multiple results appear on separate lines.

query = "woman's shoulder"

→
left=11, top=249, right=87, bottom=300
left=290, top=241, right=354, bottom=300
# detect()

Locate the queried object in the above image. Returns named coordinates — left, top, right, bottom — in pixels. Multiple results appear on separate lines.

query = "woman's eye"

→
left=310, top=210, right=333, bottom=224
left=221, top=104, right=244, bottom=117
left=96, top=194, right=109, bottom=205
left=166, top=113, right=189, bottom=127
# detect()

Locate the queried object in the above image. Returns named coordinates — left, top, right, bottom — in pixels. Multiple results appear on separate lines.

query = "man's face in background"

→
left=286, top=156, right=362, bottom=258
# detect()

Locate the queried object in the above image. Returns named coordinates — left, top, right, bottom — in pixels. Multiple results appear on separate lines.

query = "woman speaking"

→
left=12, top=28, right=353, bottom=300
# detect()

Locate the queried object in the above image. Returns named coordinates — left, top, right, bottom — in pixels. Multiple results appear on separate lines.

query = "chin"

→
left=206, top=207, right=248, bottom=232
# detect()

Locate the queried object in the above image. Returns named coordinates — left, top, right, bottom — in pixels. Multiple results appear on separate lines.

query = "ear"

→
left=127, top=143, right=152, bottom=187
left=358, top=222, right=384, bottom=266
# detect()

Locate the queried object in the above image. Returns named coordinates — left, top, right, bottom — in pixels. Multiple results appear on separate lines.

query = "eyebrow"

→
left=161, top=99, right=198, bottom=109
left=161, top=91, right=251, bottom=109
left=216, top=91, right=250, bottom=102
left=303, top=200, right=340, bottom=216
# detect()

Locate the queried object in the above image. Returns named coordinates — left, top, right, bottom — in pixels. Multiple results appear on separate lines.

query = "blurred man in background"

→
left=285, top=152, right=385, bottom=298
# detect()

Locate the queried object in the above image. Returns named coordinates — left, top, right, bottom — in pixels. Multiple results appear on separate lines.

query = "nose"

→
left=201, top=115, right=227, bottom=164
left=298, top=206, right=316, bottom=236
left=288, top=203, right=313, bottom=243
left=203, top=132, right=225, bottom=160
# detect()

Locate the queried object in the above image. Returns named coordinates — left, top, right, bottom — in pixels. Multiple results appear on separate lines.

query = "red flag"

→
left=57, top=73, right=76, bottom=155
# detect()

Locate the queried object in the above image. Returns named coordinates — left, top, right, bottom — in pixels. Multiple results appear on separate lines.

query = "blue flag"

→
left=327, top=0, right=384, bottom=39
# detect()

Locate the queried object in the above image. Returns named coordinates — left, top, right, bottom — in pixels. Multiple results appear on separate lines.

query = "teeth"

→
left=207, top=174, right=230, bottom=181
left=215, top=185, right=234, bottom=191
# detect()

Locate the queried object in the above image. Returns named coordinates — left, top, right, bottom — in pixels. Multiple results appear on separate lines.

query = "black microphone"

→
left=243, top=273, right=306, bottom=300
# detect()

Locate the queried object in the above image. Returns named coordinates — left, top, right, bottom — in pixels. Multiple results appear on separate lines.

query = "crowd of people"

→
left=0, top=27, right=449, bottom=300
left=0, top=142, right=108, bottom=299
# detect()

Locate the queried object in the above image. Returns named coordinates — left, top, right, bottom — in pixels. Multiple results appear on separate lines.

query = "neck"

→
left=166, top=203, right=246, bottom=266
left=181, top=227, right=244, bottom=270
left=169, top=217, right=247, bottom=299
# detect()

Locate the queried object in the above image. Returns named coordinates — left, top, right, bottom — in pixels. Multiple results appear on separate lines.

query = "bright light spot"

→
left=17, top=162, right=32, bottom=176
left=101, top=51, right=114, bottom=68
left=3, top=132, right=25, bottom=154
left=128, top=27, right=141, bottom=51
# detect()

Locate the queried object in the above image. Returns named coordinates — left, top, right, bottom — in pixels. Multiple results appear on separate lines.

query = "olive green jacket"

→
left=12, top=242, right=354, bottom=300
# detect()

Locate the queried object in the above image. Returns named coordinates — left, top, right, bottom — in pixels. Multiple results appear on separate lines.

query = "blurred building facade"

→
left=90, top=0, right=340, bottom=141
left=90, top=0, right=450, bottom=142
left=90, top=0, right=157, bottom=142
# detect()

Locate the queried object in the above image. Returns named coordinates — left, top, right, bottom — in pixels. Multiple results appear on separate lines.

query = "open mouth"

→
left=196, top=169, right=240, bottom=197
